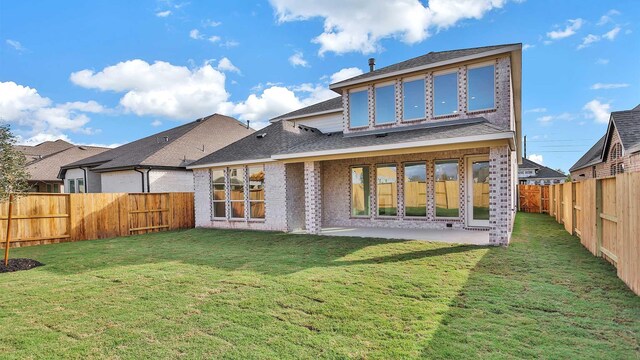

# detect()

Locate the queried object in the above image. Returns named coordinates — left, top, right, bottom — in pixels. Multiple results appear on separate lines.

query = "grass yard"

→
left=1, top=213, right=639, bottom=359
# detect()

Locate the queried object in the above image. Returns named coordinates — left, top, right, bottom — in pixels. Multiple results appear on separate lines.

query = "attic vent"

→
left=256, top=133, right=267, bottom=139
left=375, top=133, right=388, bottom=138
left=164, top=136, right=169, bottom=142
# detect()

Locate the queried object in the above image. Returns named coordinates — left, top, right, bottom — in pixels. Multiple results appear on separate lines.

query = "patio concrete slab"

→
left=301, top=227, right=491, bottom=245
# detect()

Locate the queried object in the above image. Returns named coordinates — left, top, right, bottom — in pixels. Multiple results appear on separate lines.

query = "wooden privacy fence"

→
left=543, top=173, right=640, bottom=295
left=518, top=184, right=550, bottom=213
left=0, top=192, right=194, bottom=248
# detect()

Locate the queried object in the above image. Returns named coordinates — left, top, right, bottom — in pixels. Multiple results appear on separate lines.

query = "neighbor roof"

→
left=270, top=96, right=343, bottom=122
left=189, top=117, right=512, bottom=167
left=60, top=114, right=254, bottom=175
left=15, top=139, right=74, bottom=164
left=609, top=107, right=640, bottom=154
left=330, top=43, right=521, bottom=89
left=27, top=146, right=109, bottom=182
left=569, top=136, right=606, bottom=172
left=519, top=158, right=565, bottom=179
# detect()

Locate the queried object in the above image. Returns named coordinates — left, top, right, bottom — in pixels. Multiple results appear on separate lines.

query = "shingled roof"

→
left=60, top=114, right=254, bottom=174
left=519, top=158, right=565, bottom=180
left=15, top=139, right=74, bottom=164
left=27, top=146, right=109, bottom=181
left=330, top=43, right=521, bottom=89
left=189, top=117, right=511, bottom=167
left=569, top=136, right=606, bottom=172
left=609, top=107, right=640, bottom=154
left=270, top=97, right=342, bottom=122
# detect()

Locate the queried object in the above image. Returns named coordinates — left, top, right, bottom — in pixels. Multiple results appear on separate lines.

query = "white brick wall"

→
left=304, top=161, right=322, bottom=234
left=488, top=145, right=514, bottom=245
left=148, top=169, right=194, bottom=192
left=285, top=163, right=305, bottom=231
left=101, top=170, right=144, bottom=193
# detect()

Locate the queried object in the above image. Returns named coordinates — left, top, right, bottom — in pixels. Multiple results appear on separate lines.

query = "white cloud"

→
left=6, top=39, right=26, bottom=52
left=189, top=29, right=203, bottom=39
left=270, top=0, right=511, bottom=54
left=70, top=59, right=231, bottom=120
left=151, top=120, right=162, bottom=127
left=527, top=154, right=544, bottom=165
left=522, top=43, right=534, bottom=51
left=217, top=57, right=241, bottom=73
left=203, top=19, right=222, bottom=27
left=220, top=40, right=239, bottom=48
left=546, top=18, right=583, bottom=40
left=0, top=81, right=102, bottom=143
left=525, top=107, right=547, bottom=113
left=595, top=58, right=609, bottom=65
left=536, top=112, right=574, bottom=125
left=288, top=51, right=309, bottom=67
left=208, top=35, right=221, bottom=43
left=583, top=100, right=610, bottom=124
left=590, top=83, right=629, bottom=90
left=603, top=26, right=621, bottom=40
left=597, top=9, right=620, bottom=26
left=330, top=67, right=364, bottom=83
left=155, top=10, right=172, bottom=17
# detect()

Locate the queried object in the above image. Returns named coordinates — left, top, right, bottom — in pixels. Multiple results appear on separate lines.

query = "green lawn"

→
left=0, top=213, right=638, bottom=359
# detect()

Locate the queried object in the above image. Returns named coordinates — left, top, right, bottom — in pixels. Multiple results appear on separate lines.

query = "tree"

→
left=0, top=125, right=30, bottom=201
left=1, top=125, right=30, bottom=266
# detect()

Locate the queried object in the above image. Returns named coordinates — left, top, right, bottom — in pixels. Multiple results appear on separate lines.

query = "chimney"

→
left=368, top=58, right=375, bottom=72
left=246, top=120, right=250, bottom=129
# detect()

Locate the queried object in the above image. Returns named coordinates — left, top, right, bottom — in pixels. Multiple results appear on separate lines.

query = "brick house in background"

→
left=518, top=158, right=566, bottom=185
left=188, top=43, right=522, bottom=245
left=58, top=114, right=254, bottom=193
left=570, top=105, right=640, bottom=180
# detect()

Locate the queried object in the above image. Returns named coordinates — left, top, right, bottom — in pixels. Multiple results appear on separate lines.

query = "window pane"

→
left=351, top=167, right=370, bottom=216
left=77, top=178, right=85, bottom=193
left=250, top=202, right=265, bottom=219
left=404, top=163, right=427, bottom=217
left=231, top=202, right=244, bottom=218
left=69, top=180, right=75, bottom=193
left=472, top=161, right=490, bottom=220
left=377, top=165, right=397, bottom=216
left=403, top=79, right=425, bottom=120
left=435, top=160, right=459, bottom=217
left=434, top=72, right=458, bottom=116
left=211, top=169, right=225, bottom=184
left=375, top=85, right=395, bottom=124
left=248, top=166, right=265, bottom=201
left=468, top=65, right=495, bottom=111
left=349, top=90, right=368, bottom=128
left=213, top=186, right=226, bottom=201
left=213, top=201, right=226, bottom=218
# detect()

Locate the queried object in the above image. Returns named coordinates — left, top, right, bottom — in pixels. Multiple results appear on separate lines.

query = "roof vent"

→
left=375, top=133, right=387, bottom=138
left=256, top=133, right=267, bottom=139
left=79, top=146, right=86, bottom=150
left=164, top=136, right=169, bottom=142
left=368, top=58, right=375, bottom=72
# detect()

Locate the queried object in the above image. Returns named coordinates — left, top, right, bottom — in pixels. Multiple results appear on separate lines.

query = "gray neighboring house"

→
left=188, top=43, right=523, bottom=245
left=59, top=114, right=254, bottom=193
left=518, top=158, right=566, bottom=185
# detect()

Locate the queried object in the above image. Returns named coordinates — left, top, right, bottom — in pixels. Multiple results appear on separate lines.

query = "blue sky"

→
left=1, top=0, right=638, bottom=172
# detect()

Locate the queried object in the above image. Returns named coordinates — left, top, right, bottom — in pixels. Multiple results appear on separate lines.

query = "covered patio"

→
left=293, top=226, right=490, bottom=245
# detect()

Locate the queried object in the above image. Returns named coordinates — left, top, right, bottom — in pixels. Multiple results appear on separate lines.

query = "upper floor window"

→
left=433, top=71, right=458, bottom=116
left=610, top=143, right=622, bottom=160
left=375, top=84, right=396, bottom=125
left=467, top=64, right=495, bottom=111
left=403, top=78, right=425, bottom=121
left=349, top=89, right=368, bottom=128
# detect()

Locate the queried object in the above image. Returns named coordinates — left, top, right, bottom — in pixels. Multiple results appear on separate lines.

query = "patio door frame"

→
left=465, top=155, right=491, bottom=228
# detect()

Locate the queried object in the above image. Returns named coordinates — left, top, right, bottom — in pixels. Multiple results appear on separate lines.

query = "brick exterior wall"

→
left=343, top=56, right=512, bottom=134
left=488, top=145, right=513, bottom=244
left=286, top=163, right=305, bottom=231
left=571, top=127, right=640, bottom=180
left=148, top=169, right=194, bottom=192
left=304, top=161, right=322, bottom=234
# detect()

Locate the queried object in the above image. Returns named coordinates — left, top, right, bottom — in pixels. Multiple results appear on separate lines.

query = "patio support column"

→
left=489, top=145, right=511, bottom=245
left=304, top=161, right=322, bottom=234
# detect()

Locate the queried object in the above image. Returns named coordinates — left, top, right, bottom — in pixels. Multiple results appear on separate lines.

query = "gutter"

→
left=133, top=168, right=146, bottom=192
left=147, top=168, right=152, bottom=193
left=81, top=167, right=88, bottom=193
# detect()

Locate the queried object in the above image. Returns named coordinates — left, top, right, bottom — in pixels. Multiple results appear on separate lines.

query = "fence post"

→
left=3, top=194, right=14, bottom=266
left=572, top=182, right=577, bottom=235
left=595, top=179, right=603, bottom=257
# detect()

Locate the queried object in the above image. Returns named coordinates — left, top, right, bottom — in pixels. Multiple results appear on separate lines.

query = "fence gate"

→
left=127, top=193, right=171, bottom=234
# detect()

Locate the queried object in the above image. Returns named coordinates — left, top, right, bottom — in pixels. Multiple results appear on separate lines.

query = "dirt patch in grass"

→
left=0, top=258, right=44, bottom=273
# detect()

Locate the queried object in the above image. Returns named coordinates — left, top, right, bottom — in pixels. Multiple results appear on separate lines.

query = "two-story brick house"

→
left=188, top=43, right=522, bottom=245
left=570, top=105, right=640, bottom=180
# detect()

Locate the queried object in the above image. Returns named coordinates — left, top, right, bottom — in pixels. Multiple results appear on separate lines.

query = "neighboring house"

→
left=58, top=114, right=254, bottom=193
left=25, top=146, right=110, bottom=192
left=570, top=105, right=640, bottom=180
left=188, top=43, right=523, bottom=245
left=518, top=158, right=565, bottom=185
left=14, top=139, right=109, bottom=192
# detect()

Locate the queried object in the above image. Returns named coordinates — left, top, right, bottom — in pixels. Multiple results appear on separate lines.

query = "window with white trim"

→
left=404, top=162, right=427, bottom=217
left=349, top=89, right=368, bottom=128
left=376, top=164, right=397, bottom=216
left=248, top=165, right=265, bottom=219
left=375, top=83, right=395, bottom=125
left=229, top=168, right=245, bottom=218
left=211, top=169, right=226, bottom=218
left=433, top=71, right=458, bottom=116
left=467, top=64, right=495, bottom=111
left=68, top=179, right=76, bottom=193
left=434, top=160, right=460, bottom=218
left=77, top=178, right=85, bottom=193
left=403, top=78, right=425, bottom=121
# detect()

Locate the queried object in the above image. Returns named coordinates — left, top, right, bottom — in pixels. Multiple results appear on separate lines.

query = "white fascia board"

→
left=272, top=132, right=515, bottom=160
left=269, top=108, right=343, bottom=123
left=186, top=158, right=275, bottom=170
left=330, top=45, right=521, bottom=90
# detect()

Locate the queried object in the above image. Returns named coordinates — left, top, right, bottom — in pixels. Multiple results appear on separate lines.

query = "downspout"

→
left=146, top=168, right=152, bottom=193
left=134, top=168, right=146, bottom=192
left=81, top=167, right=88, bottom=193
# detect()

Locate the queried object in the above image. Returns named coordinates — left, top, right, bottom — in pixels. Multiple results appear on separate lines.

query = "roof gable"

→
left=519, top=158, right=565, bottom=179
left=27, top=146, right=109, bottom=181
